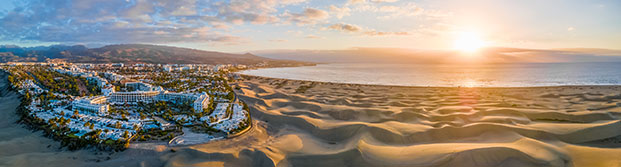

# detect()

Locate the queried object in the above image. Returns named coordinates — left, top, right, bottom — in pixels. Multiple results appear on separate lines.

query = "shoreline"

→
left=238, top=73, right=621, bottom=89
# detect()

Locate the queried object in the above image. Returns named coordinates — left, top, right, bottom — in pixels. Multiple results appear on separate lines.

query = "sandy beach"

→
left=2, top=73, right=621, bottom=166
left=229, top=75, right=621, bottom=167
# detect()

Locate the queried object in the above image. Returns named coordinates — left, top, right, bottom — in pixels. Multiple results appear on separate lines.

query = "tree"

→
left=226, top=92, right=235, bottom=101
left=122, top=131, right=129, bottom=138
left=58, top=117, right=65, bottom=126
left=24, top=92, right=31, bottom=101
left=7, top=75, right=14, bottom=84
left=94, top=130, right=102, bottom=138
left=210, top=116, right=217, bottom=123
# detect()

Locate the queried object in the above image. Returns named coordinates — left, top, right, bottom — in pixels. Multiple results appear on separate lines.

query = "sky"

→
left=0, top=0, right=619, bottom=52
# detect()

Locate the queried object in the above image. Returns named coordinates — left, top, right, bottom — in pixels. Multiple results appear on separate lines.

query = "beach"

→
left=2, top=73, right=621, bottom=166
left=229, top=75, right=621, bottom=167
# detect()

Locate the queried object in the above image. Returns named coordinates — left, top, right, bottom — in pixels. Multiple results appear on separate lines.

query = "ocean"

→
left=240, top=62, right=621, bottom=87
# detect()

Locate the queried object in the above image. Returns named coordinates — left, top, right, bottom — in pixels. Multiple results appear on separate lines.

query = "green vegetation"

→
left=15, top=96, right=130, bottom=151
left=1, top=62, right=255, bottom=151
left=5, top=66, right=101, bottom=96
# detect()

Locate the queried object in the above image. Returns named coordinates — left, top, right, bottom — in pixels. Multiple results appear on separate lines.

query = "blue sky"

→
left=0, top=0, right=619, bottom=52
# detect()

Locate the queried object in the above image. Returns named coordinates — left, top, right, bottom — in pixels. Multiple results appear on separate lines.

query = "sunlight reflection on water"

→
left=241, top=63, right=621, bottom=87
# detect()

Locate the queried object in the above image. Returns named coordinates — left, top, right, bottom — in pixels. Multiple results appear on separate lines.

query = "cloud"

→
left=379, top=6, right=399, bottom=12
left=347, top=0, right=398, bottom=5
left=329, top=5, right=351, bottom=19
left=377, top=3, right=424, bottom=19
left=363, top=30, right=409, bottom=36
left=305, top=35, right=323, bottom=39
left=328, top=23, right=362, bottom=32
left=348, top=1, right=424, bottom=19
left=0, top=0, right=420, bottom=46
left=370, top=0, right=399, bottom=3
left=210, top=0, right=307, bottom=25
left=269, top=39, right=287, bottom=42
left=421, top=9, right=453, bottom=19
left=347, top=0, right=366, bottom=5
left=282, top=8, right=329, bottom=25
left=0, top=0, right=318, bottom=45
left=327, top=23, right=410, bottom=36
left=567, top=27, right=575, bottom=31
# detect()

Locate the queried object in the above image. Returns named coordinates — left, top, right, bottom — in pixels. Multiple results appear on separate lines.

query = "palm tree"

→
left=122, top=131, right=129, bottom=138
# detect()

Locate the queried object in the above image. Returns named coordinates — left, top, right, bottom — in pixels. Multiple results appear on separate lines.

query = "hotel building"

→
left=73, top=96, right=109, bottom=115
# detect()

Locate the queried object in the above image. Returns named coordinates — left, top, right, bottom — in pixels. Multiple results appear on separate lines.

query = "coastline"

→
left=238, top=62, right=621, bottom=88
left=238, top=73, right=621, bottom=89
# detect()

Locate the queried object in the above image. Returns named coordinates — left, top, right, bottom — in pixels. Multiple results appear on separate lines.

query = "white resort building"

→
left=125, top=82, right=163, bottom=91
left=108, top=82, right=162, bottom=104
left=58, top=67, right=211, bottom=113
left=108, top=91, right=161, bottom=104
left=193, top=93, right=210, bottom=113
left=73, top=96, right=110, bottom=115
left=107, top=82, right=210, bottom=112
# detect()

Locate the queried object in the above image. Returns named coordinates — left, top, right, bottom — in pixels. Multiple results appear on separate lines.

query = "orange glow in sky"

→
left=453, top=31, right=487, bottom=52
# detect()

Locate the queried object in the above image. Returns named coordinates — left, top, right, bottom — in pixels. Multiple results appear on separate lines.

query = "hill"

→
left=0, top=44, right=310, bottom=66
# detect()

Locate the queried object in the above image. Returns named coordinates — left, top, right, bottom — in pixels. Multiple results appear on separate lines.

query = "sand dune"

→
left=2, top=73, right=621, bottom=166
left=224, top=76, right=621, bottom=167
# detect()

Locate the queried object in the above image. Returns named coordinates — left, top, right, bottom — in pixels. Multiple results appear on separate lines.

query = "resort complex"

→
left=0, top=61, right=252, bottom=150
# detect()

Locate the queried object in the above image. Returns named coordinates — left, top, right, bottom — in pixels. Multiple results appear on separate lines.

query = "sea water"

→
left=240, top=62, right=621, bottom=87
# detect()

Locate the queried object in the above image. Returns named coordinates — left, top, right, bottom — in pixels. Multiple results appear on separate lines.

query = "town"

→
left=0, top=60, right=252, bottom=151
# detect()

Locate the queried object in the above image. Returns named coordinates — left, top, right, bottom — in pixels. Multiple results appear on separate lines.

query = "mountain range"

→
left=4, top=44, right=620, bottom=65
left=0, top=44, right=308, bottom=66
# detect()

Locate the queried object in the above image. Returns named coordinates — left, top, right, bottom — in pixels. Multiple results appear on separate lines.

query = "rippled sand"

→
left=2, top=73, right=621, bottom=167
left=227, top=76, right=621, bottom=167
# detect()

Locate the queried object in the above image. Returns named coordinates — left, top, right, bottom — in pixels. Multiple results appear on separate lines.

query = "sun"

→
left=453, top=31, right=486, bottom=52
